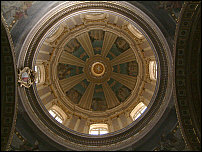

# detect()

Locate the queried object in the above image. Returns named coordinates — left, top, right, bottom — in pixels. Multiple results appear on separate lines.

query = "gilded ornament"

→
left=18, top=67, right=37, bottom=88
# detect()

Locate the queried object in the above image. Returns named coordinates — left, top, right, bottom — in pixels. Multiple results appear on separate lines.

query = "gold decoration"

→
left=91, top=62, right=105, bottom=77
left=18, top=67, right=36, bottom=88
left=84, top=55, right=112, bottom=84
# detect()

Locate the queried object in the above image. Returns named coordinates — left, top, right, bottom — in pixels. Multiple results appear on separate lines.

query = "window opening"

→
left=130, top=102, right=147, bottom=121
left=149, top=61, right=157, bottom=80
left=49, top=109, right=63, bottom=123
left=89, top=124, right=109, bottom=135
left=35, top=65, right=41, bottom=83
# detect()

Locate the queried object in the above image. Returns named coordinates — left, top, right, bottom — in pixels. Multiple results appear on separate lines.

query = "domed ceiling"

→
left=34, top=11, right=156, bottom=129
left=15, top=1, right=174, bottom=151
left=57, top=29, right=138, bottom=111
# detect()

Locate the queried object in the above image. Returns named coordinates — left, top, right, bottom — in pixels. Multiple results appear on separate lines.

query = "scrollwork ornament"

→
left=18, top=67, right=37, bottom=88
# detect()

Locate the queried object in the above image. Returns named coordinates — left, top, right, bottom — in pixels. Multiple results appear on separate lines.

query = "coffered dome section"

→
left=57, top=29, right=138, bottom=111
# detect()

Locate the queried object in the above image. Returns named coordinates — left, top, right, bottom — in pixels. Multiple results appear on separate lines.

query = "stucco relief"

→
left=18, top=67, right=36, bottom=88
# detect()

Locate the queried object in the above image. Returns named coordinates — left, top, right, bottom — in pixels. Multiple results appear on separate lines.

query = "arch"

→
left=89, top=124, right=109, bottom=135
left=174, top=2, right=201, bottom=150
left=130, top=102, right=147, bottom=121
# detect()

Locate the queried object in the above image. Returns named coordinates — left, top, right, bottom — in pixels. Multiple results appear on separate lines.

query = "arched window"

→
left=89, top=124, right=109, bottom=135
left=35, top=65, right=41, bottom=83
left=34, top=64, right=45, bottom=85
left=149, top=61, right=157, bottom=80
left=127, top=24, right=144, bottom=39
left=49, top=109, right=64, bottom=123
left=130, top=102, right=147, bottom=121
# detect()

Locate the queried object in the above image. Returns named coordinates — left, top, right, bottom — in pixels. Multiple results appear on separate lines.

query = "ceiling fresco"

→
left=18, top=4, right=166, bottom=149
left=89, top=30, right=104, bottom=55
left=66, top=78, right=90, bottom=105
left=57, top=63, right=83, bottom=80
left=106, top=37, right=130, bottom=60
left=107, top=78, right=131, bottom=103
left=156, top=1, right=183, bottom=22
left=9, top=1, right=181, bottom=150
left=1, top=1, right=36, bottom=30
left=64, top=38, right=89, bottom=62
left=92, top=84, right=107, bottom=111
left=113, top=61, right=138, bottom=77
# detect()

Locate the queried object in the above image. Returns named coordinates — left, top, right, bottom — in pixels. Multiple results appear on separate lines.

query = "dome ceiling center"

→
left=91, top=62, right=105, bottom=76
left=84, top=55, right=112, bottom=84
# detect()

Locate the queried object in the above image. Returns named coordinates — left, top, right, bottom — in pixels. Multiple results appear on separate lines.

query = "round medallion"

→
left=84, top=55, right=112, bottom=84
left=91, top=62, right=105, bottom=77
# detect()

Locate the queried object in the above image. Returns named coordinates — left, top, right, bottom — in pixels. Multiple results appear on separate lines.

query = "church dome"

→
left=35, top=8, right=156, bottom=133
left=17, top=1, right=173, bottom=150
